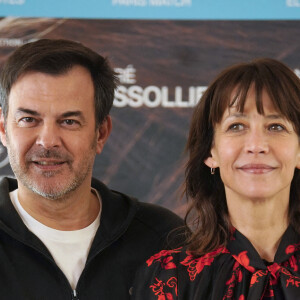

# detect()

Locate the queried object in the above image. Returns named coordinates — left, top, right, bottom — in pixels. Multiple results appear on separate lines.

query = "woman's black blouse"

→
left=132, top=226, right=300, bottom=299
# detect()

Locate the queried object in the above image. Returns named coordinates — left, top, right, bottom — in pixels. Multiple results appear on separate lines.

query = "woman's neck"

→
left=227, top=193, right=289, bottom=262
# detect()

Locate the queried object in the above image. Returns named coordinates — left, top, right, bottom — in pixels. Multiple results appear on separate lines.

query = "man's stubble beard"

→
left=5, top=130, right=98, bottom=201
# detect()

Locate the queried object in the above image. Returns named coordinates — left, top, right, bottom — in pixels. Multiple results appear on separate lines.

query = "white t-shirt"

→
left=9, top=189, right=101, bottom=290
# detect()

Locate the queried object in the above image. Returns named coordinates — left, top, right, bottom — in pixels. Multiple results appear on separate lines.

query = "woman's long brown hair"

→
left=184, top=58, right=300, bottom=256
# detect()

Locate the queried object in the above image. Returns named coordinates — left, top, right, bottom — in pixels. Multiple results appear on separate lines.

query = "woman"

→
left=132, top=58, right=300, bottom=299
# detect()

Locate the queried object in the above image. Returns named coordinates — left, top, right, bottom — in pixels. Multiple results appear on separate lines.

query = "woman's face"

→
left=205, top=87, right=300, bottom=202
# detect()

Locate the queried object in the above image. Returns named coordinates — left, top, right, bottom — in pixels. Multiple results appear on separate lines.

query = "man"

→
left=0, top=39, right=184, bottom=299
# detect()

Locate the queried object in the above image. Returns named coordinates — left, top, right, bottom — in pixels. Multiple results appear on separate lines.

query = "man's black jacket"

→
left=0, top=177, right=185, bottom=299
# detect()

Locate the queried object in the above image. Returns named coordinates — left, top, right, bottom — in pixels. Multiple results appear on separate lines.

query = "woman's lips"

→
left=238, top=164, right=276, bottom=174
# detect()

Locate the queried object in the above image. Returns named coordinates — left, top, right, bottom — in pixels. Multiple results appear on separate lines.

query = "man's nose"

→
left=35, top=123, right=62, bottom=149
left=244, top=129, right=269, bottom=154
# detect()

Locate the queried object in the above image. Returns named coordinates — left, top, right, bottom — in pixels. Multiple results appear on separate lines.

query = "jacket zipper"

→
left=72, top=290, right=79, bottom=300
left=0, top=197, right=137, bottom=298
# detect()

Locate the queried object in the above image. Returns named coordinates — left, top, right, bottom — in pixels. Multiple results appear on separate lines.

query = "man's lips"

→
left=31, top=159, right=67, bottom=170
left=237, top=164, right=276, bottom=174
left=33, top=160, right=65, bottom=165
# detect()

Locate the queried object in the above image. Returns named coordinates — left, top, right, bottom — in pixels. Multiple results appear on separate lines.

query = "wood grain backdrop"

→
left=0, top=18, right=299, bottom=216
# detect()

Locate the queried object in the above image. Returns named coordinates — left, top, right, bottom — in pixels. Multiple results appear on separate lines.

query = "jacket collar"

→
left=88, top=178, right=139, bottom=259
left=0, top=177, right=139, bottom=258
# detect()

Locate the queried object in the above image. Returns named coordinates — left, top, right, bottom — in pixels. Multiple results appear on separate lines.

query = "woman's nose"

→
left=244, top=129, right=269, bottom=154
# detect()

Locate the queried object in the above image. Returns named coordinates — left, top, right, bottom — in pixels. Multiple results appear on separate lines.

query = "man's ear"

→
left=95, top=115, right=112, bottom=154
left=0, top=108, right=7, bottom=147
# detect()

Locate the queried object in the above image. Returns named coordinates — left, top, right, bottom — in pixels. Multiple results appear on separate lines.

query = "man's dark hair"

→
left=0, top=39, right=118, bottom=126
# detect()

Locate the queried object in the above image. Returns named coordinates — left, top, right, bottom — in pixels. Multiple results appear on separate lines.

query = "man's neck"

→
left=16, top=183, right=100, bottom=231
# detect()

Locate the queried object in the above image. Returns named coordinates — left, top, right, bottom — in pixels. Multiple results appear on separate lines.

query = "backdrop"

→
left=0, top=2, right=299, bottom=216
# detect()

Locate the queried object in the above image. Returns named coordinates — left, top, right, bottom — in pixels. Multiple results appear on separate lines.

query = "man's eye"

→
left=64, top=120, right=75, bottom=125
left=227, top=123, right=244, bottom=131
left=20, top=117, right=34, bottom=123
left=18, top=117, right=36, bottom=127
left=62, top=119, right=80, bottom=127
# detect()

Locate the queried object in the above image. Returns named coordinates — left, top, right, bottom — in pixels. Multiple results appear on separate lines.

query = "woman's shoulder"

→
left=132, top=246, right=230, bottom=299
left=145, top=245, right=229, bottom=268
left=132, top=247, right=184, bottom=299
left=145, top=247, right=184, bottom=270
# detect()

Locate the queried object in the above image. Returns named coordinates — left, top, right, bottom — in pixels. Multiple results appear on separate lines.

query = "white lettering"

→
left=0, top=38, right=38, bottom=47
left=114, top=86, right=128, bottom=108
left=161, top=86, right=175, bottom=107
left=128, top=85, right=143, bottom=107
left=149, top=0, right=191, bottom=6
left=115, top=65, right=137, bottom=84
left=111, top=0, right=191, bottom=6
left=113, top=85, right=206, bottom=108
left=286, top=0, right=300, bottom=7
left=195, top=87, right=207, bottom=105
left=112, top=0, right=147, bottom=6
left=0, top=0, right=25, bottom=4
left=143, top=86, right=162, bottom=107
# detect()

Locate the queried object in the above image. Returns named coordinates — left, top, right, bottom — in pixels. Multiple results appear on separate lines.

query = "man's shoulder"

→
left=131, top=201, right=187, bottom=249
left=135, top=201, right=184, bottom=233
left=92, top=177, right=187, bottom=248
left=92, top=177, right=184, bottom=232
left=0, top=176, right=17, bottom=192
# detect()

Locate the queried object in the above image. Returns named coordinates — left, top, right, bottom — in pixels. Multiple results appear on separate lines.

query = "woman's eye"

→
left=268, top=124, right=285, bottom=131
left=228, top=123, right=244, bottom=131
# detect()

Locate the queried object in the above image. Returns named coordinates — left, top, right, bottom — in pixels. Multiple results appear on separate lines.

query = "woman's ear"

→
left=204, top=145, right=219, bottom=169
left=204, top=156, right=218, bottom=169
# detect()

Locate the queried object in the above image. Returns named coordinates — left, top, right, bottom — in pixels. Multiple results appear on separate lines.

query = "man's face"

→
left=0, top=65, right=111, bottom=200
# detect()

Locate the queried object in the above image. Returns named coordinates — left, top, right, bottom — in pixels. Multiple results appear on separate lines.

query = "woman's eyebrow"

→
left=223, top=112, right=247, bottom=121
left=265, top=114, right=284, bottom=120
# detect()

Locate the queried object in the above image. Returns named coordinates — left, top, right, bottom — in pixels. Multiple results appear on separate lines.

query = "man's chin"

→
left=29, top=185, right=76, bottom=200
left=21, top=177, right=80, bottom=201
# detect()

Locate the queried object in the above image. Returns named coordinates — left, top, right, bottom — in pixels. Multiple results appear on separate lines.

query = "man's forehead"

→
left=17, top=65, right=88, bottom=80
left=8, top=67, right=95, bottom=112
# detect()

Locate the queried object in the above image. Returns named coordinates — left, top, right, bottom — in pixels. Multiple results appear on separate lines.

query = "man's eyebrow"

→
left=15, top=109, right=86, bottom=121
left=61, top=111, right=85, bottom=120
left=15, top=108, right=40, bottom=116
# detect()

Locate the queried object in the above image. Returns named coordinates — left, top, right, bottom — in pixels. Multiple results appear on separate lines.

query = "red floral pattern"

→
left=250, top=270, right=269, bottom=286
left=287, top=255, right=299, bottom=272
left=150, top=277, right=178, bottom=299
left=147, top=249, right=181, bottom=268
left=141, top=227, right=300, bottom=300
left=232, top=251, right=255, bottom=273
left=286, top=242, right=300, bottom=255
left=223, top=261, right=243, bottom=299
left=181, top=246, right=229, bottom=281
